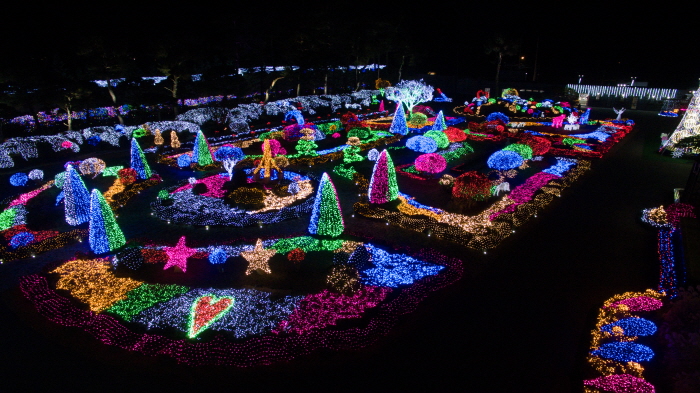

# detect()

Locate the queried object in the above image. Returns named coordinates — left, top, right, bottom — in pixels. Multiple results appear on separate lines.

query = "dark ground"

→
left=0, top=109, right=691, bottom=392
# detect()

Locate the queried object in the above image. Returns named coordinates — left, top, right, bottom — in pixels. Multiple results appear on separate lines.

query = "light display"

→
left=63, top=165, right=91, bottom=226
left=414, top=153, right=447, bottom=174
left=568, top=83, right=677, bottom=100
left=192, top=131, right=215, bottom=166
left=444, top=127, right=467, bottom=143
left=583, top=374, right=655, bottom=393
left=77, top=158, right=105, bottom=180
left=208, top=247, right=228, bottom=265
left=309, top=173, right=344, bottom=237
left=502, top=143, right=533, bottom=160
left=666, top=87, right=700, bottom=154
left=601, top=317, right=657, bottom=337
left=253, top=139, right=282, bottom=180
left=130, top=138, right=152, bottom=180
left=487, top=150, right=524, bottom=171
left=171, top=131, right=181, bottom=149
left=613, top=107, right=626, bottom=121
left=163, top=236, right=197, bottom=273
left=51, top=258, right=142, bottom=312
left=485, top=112, right=509, bottom=124
left=188, top=295, right=235, bottom=338
left=389, top=104, right=408, bottom=135
left=88, top=189, right=126, bottom=254
left=9, top=172, right=28, bottom=186
left=241, top=238, right=276, bottom=275
left=432, top=110, right=447, bottom=131
left=28, top=169, right=43, bottom=181
left=552, top=114, right=566, bottom=128
left=424, top=130, right=449, bottom=149
left=385, top=79, right=433, bottom=114
left=368, top=150, right=399, bottom=204
left=106, top=283, right=189, bottom=321
left=406, top=135, right=438, bottom=153
left=277, top=286, right=391, bottom=334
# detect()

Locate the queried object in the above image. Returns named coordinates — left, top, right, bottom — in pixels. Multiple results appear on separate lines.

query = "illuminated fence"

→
left=567, top=84, right=679, bottom=100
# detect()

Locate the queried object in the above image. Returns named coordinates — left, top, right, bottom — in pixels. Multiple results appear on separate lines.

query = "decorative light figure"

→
left=63, top=165, right=91, bottom=226
left=368, top=150, right=399, bottom=204
left=308, top=173, right=344, bottom=237
left=130, top=138, right=152, bottom=180
left=389, top=103, right=408, bottom=135
left=88, top=189, right=126, bottom=254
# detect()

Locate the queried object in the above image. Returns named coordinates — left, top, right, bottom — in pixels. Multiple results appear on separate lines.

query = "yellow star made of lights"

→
left=241, top=239, right=276, bottom=275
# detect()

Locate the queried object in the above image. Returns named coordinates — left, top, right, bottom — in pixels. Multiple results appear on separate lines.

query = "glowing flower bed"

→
left=150, top=171, right=316, bottom=226
left=20, top=235, right=461, bottom=365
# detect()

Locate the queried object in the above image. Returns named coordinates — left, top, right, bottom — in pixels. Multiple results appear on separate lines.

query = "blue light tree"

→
left=389, top=104, right=408, bottom=135
left=130, top=138, right=152, bottom=180
left=63, top=165, right=91, bottom=226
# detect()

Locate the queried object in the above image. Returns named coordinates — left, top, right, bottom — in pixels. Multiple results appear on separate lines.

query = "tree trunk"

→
left=397, top=55, right=405, bottom=82
left=64, top=103, right=73, bottom=131
left=106, top=79, right=124, bottom=125
left=265, top=76, right=284, bottom=102
left=324, top=72, right=328, bottom=95
left=296, top=82, right=300, bottom=97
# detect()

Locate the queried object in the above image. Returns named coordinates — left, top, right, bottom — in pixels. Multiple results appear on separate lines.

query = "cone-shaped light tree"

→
left=130, top=138, right=152, bottom=180
left=667, top=87, right=700, bottom=154
left=64, top=165, right=91, bottom=226
left=308, top=173, right=344, bottom=237
left=432, top=110, right=447, bottom=131
left=368, top=150, right=399, bottom=204
left=389, top=103, right=408, bottom=135
left=89, top=189, right=126, bottom=254
left=192, top=131, right=214, bottom=165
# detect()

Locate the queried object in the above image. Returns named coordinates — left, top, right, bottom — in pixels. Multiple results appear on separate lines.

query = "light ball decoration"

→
left=444, top=127, right=467, bottom=142
left=10, top=232, right=34, bottom=249
left=9, top=173, right=28, bottom=186
left=485, top=112, right=509, bottom=124
left=414, top=153, right=447, bottom=174
left=487, top=150, right=524, bottom=171
left=367, top=148, right=380, bottom=161
left=406, top=135, right=438, bottom=153
left=28, top=169, right=44, bottom=181
left=503, top=143, right=534, bottom=160
left=423, top=130, right=450, bottom=149
left=177, top=154, right=192, bottom=168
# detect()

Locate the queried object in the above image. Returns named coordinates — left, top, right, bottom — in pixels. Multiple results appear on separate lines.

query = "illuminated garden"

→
left=1, top=69, right=699, bottom=390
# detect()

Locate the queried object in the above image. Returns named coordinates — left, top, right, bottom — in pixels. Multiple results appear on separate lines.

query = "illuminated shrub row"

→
left=355, top=159, right=591, bottom=250
left=19, top=237, right=462, bottom=366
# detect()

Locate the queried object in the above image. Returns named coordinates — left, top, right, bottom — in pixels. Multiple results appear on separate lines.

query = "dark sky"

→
left=1, top=3, right=696, bottom=88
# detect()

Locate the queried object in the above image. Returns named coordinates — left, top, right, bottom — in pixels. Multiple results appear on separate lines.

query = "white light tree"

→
left=666, top=88, right=700, bottom=155
left=385, top=79, right=434, bottom=114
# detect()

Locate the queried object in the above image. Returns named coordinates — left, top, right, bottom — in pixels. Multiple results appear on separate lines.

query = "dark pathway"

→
left=0, top=109, right=691, bottom=392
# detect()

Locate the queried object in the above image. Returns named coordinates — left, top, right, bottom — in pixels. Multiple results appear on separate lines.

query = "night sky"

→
left=1, top=4, right=696, bottom=89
